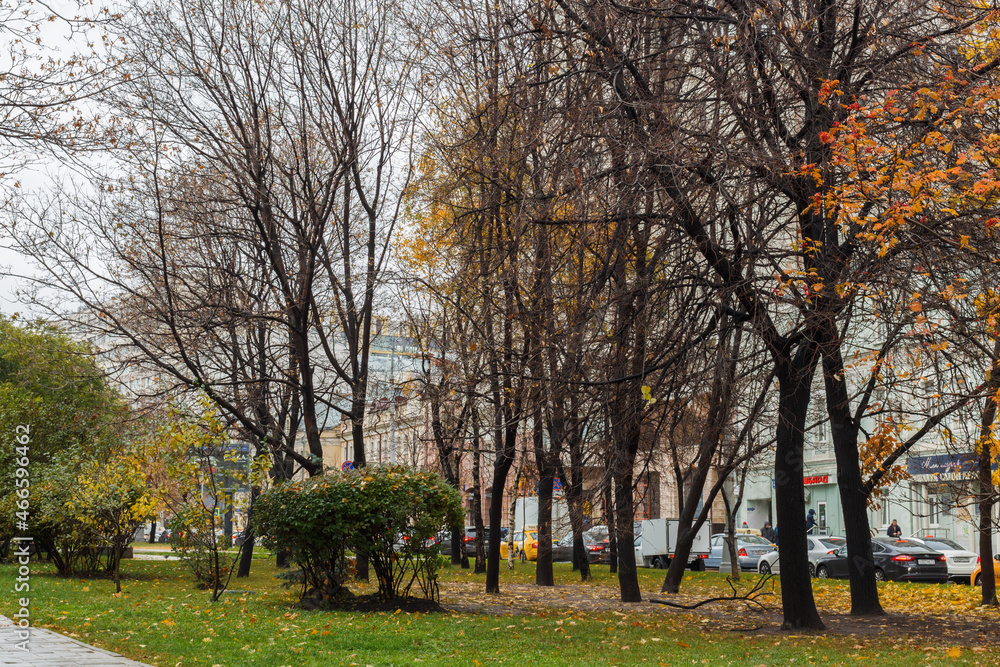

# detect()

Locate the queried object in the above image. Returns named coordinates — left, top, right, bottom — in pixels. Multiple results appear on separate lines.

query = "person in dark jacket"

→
left=761, top=521, right=777, bottom=543
left=805, top=509, right=816, bottom=534
left=887, top=519, right=902, bottom=538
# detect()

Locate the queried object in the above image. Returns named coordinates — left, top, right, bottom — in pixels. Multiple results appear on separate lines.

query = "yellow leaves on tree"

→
left=73, top=447, right=154, bottom=543
left=861, top=420, right=911, bottom=509
left=975, top=427, right=1000, bottom=487
left=974, top=289, right=1000, bottom=337
left=71, top=444, right=155, bottom=593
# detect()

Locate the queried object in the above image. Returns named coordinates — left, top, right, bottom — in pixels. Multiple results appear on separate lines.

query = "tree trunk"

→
left=613, top=462, right=641, bottom=602
left=978, top=348, right=1000, bottom=606
left=485, top=447, right=515, bottom=592
left=721, top=487, right=741, bottom=582
left=451, top=524, right=470, bottom=569
left=773, top=347, right=826, bottom=630
left=536, top=460, right=555, bottom=586
left=822, top=338, right=884, bottom=616
left=604, top=477, right=617, bottom=575
left=662, top=520, right=695, bottom=593
left=112, top=529, right=123, bottom=595
left=562, top=443, right=591, bottom=581
left=472, top=418, right=487, bottom=574
left=237, top=485, right=260, bottom=578
left=485, top=417, right=519, bottom=593
left=978, top=464, right=996, bottom=605
left=508, top=457, right=525, bottom=569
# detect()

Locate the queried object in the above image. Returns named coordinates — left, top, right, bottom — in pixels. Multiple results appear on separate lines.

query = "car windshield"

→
left=924, top=539, right=963, bottom=551
left=739, top=535, right=774, bottom=545
left=586, top=526, right=609, bottom=541
left=819, top=538, right=845, bottom=549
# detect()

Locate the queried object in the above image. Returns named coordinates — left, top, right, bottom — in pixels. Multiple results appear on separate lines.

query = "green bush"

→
left=254, top=466, right=462, bottom=604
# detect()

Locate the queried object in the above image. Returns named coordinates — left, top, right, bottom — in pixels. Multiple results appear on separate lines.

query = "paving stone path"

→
left=0, top=616, right=152, bottom=666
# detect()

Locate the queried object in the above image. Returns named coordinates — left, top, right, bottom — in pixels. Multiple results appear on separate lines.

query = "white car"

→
left=757, top=535, right=846, bottom=576
left=901, top=536, right=977, bottom=582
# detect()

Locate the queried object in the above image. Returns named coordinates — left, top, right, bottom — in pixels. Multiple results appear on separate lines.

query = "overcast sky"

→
left=0, top=2, right=112, bottom=319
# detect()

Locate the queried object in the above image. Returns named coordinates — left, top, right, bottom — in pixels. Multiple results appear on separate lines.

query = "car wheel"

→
left=519, top=549, right=526, bottom=563
left=808, top=563, right=816, bottom=578
left=651, top=556, right=663, bottom=569
left=759, top=561, right=771, bottom=575
left=975, top=573, right=982, bottom=586
left=874, top=568, right=886, bottom=582
left=816, top=565, right=829, bottom=579
left=691, top=559, right=705, bottom=572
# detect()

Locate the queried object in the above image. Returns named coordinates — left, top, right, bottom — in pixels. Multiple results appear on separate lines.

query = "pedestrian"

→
left=887, top=518, right=902, bottom=538
left=761, top=521, right=777, bottom=544
left=805, top=509, right=816, bottom=534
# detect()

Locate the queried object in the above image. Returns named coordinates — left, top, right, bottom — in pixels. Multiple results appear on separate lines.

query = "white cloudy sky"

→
left=0, top=1, right=113, bottom=318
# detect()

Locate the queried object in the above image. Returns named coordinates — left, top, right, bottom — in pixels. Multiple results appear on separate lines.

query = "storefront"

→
left=741, top=470, right=841, bottom=537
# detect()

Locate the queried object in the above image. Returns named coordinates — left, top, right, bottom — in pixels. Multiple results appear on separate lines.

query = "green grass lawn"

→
left=2, top=554, right=998, bottom=666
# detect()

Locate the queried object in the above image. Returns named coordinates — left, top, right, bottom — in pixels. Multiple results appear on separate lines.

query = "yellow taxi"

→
left=971, top=554, right=1000, bottom=586
left=500, top=530, right=540, bottom=561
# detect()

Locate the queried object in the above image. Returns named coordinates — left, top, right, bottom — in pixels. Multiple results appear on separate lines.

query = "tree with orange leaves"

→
left=543, top=0, right=1000, bottom=628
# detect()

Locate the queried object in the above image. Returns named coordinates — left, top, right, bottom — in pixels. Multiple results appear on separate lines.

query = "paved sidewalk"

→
left=0, top=616, right=153, bottom=666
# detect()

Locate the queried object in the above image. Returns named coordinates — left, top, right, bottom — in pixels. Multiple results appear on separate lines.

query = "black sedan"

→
left=814, top=538, right=949, bottom=583
left=552, top=533, right=609, bottom=564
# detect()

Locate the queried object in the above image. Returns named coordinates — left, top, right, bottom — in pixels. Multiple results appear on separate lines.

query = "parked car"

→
left=902, top=536, right=977, bottom=583
left=584, top=524, right=610, bottom=545
left=438, top=526, right=505, bottom=557
left=971, top=554, right=1000, bottom=586
left=757, top=535, right=845, bottom=576
left=815, top=538, right=948, bottom=582
left=552, top=533, right=608, bottom=564
left=437, top=527, right=476, bottom=556
left=500, top=531, right=524, bottom=560
left=705, top=533, right=775, bottom=571
left=394, top=533, right=437, bottom=552
left=500, top=530, right=543, bottom=561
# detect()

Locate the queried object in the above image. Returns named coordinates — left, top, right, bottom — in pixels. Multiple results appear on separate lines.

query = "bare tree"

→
left=5, top=0, right=419, bottom=583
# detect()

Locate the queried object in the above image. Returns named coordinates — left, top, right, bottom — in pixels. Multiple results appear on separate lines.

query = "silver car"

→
left=705, top=534, right=776, bottom=571
left=757, top=535, right=845, bottom=576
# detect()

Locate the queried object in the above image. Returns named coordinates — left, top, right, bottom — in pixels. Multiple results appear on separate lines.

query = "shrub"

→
left=254, top=466, right=462, bottom=604
left=0, top=448, right=149, bottom=583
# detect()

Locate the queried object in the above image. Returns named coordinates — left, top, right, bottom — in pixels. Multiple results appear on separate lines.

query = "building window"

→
left=633, top=473, right=660, bottom=520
